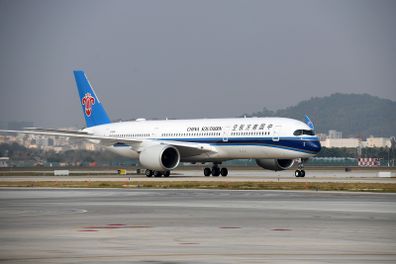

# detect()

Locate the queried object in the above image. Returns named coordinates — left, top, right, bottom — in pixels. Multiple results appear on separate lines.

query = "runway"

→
left=0, top=189, right=395, bottom=263
left=1, top=168, right=395, bottom=183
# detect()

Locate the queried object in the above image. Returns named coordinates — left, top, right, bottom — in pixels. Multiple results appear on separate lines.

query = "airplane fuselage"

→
left=84, top=117, right=321, bottom=162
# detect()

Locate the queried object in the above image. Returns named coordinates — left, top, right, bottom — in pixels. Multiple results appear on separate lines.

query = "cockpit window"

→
left=293, top=129, right=315, bottom=136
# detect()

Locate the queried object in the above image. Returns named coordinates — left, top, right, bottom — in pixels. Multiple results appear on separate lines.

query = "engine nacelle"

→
left=256, top=159, right=294, bottom=171
left=139, top=144, right=180, bottom=171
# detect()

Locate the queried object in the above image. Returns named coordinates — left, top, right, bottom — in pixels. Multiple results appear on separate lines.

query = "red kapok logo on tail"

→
left=82, top=93, right=95, bottom=117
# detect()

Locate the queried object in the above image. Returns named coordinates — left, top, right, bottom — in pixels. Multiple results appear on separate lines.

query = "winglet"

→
left=304, top=114, right=315, bottom=131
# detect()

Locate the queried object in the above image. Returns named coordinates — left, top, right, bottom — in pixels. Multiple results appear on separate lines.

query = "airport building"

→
left=328, top=130, right=343, bottom=139
left=364, top=136, right=392, bottom=148
left=319, top=130, right=393, bottom=148
left=320, top=137, right=392, bottom=148
left=320, top=138, right=361, bottom=148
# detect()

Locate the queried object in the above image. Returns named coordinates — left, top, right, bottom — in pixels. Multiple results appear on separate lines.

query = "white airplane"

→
left=1, top=71, right=321, bottom=177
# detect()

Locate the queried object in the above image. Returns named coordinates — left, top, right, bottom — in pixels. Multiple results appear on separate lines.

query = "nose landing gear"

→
left=295, top=169, right=305, bottom=177
left=295, top=159, right=306, bottom=177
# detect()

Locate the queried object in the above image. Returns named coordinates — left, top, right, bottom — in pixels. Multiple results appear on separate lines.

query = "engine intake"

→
left=139, top=145, right=180, bottom=171
left=256, top=159, right=294, bottom=171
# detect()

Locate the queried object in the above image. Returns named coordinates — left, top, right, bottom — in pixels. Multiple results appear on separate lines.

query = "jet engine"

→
left=139, top=145, right=180, bottom=171
left=256, top=159, right=294, bottom=171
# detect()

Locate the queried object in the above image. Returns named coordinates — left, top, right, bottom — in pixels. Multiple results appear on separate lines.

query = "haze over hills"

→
left=246, top=93, right=396, bottom=138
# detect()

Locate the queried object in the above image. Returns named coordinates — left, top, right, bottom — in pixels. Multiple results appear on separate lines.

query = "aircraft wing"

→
left=0, top=129, right=143, bottom=144
left=0, top=129, right=216, bottom=156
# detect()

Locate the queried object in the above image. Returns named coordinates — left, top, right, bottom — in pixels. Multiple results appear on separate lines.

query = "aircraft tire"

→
left=212, top=167, right=220, bottom=177
left=301, top=170, right=305, bottom=177
left=154, top=171, right=163, bottom=177
left=164, top=171, right=170, bottom=177
left=204, top=168, right=211, bottom=176
left=145, top=169, right=153, bottom=177
left=220, top=168, right=228, bottom=177
left=295, top=170, right=301, bottom=177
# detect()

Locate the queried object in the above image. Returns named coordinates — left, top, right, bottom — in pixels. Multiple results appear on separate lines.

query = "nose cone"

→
left=309, top=140, right=321, bottom=154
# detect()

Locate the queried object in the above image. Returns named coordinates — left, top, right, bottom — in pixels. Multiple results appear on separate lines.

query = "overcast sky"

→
left=0, top=0, right=395, bottom=127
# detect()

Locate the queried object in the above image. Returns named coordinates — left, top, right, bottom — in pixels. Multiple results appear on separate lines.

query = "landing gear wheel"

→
left=212, top=167, right=220, bottom=177
left=295, top=158, right=306, bottom=178
left=220, top=168, right=228, bottom=177
left=164, top=171, right=170, bottom=177
left=145, top=169, right=153, bottom=177
left=153, top=171, right=163, bottom=177
left=204, top=167, right=211, bottom=177
left=295, top=170, right=305, bottom=177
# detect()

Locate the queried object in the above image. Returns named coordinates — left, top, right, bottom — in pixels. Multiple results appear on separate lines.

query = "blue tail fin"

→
left=73, top=70, right=111, bottom=127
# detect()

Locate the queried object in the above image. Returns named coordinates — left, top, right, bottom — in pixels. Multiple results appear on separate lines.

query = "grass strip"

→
left=0, top=181, right=396, bottom=192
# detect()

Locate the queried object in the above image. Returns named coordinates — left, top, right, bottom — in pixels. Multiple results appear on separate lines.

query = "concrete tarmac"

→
left=0, top=188, right=395, bottom=263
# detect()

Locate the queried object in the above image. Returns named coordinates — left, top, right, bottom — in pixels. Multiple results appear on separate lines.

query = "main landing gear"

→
left=295, top=159, right=305, bottom=177
left=203, top=163, right=228, bottom=177
left=145, top=169, right=170, bottom=178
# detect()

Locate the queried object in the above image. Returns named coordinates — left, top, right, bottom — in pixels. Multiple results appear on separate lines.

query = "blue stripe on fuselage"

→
left=158, top=136, right=321, bottom=154
left=112, top=137, right=321, bottom=154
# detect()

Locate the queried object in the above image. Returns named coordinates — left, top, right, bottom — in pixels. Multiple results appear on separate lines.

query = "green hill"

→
left=246, top=93, right=396, bottom=138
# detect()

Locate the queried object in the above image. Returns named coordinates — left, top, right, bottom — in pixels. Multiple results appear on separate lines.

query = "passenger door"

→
left=272, top=125, right=281, bottom=142
left=222, top=126, right=230, bottom=142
